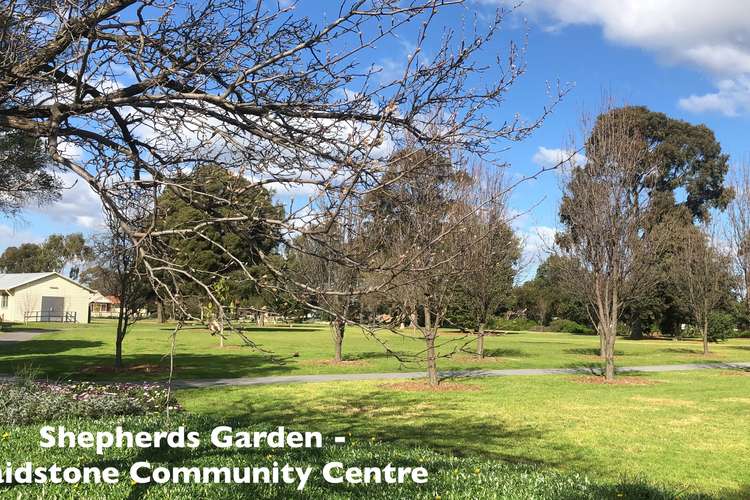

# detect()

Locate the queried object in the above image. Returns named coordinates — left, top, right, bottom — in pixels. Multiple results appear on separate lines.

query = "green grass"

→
left=180, top=370, right=750, bottom=498
left=0, top=319, right=749, bottom=381
left=2, top=322, right=749, bottom=497
left=2, top=370, right=747, bottom=498
left=0, top=413, right=698, bottom=499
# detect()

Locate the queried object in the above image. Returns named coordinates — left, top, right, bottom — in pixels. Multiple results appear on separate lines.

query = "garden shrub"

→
left=0, top=380, right=180, bottom=425
left=708, top=311, right=734, bottom=342
left=548, top=319, right=594, bottom=335
left=487, top=317, right=538, bottom=331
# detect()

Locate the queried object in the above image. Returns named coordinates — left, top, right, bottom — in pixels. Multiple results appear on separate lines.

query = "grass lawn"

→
left=2, top=322, right=749, bottom=497
left=180, top=369, right=750, bottom=498
left=1, top=370, right=748, bottom=498
left=0, top=319, right=749, bottom=381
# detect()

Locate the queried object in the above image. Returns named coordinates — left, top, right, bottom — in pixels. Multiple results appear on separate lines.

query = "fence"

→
left=23, top=311, right=77, bottom=323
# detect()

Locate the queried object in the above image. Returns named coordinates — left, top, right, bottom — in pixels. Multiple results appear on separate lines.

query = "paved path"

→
left=0, top=331, right=45, bottom=342
left=172, top=361, right=750, bottom=388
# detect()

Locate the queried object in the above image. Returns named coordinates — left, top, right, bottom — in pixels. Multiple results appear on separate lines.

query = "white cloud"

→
left=487, top=0, right=750, bottom=116
left=31, top=172, right=105, bottom=229
left=0, top=224, right=44, bottom=252
left=532, top=147, right=585, bottom=169
left=678, top=77, right=750, bottom=117
left=515, top=224, right=559, bottom=282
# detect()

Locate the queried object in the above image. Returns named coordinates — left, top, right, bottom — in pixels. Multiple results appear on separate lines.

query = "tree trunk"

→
left=477, top=323, right=485, bottom=358
left=630, top=317, right=643, bottom=339
left=702, top=316, right=709, bottom=355
left=333, top=319, right=345, bottom=362
left=156, top=300, right=164, bottom=323
left=599, top=332, right=606, bottom=359
left=426, top=334, right=439, bottom=387
left=424, top=302, right=431, bottom=332
left=604, top=326, right=616, bottom=381
left=115, top=335, right=123, bottom=369
left=115, top=304, right=127, bottom=369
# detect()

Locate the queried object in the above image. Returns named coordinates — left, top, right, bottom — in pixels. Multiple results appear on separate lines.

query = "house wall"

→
left=1, top=275, right=91, bottom=323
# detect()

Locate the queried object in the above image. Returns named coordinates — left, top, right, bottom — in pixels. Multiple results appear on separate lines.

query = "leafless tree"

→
left=558, top=103, right=657, bottom=381
left=380, top=149, right=470, bottom=386
left=362, top=148, right=521, bottom=386
left=728, top=162, right=750, bottom=312
left=291, top=200, right=368, bottom=362
left=93, top=210, right=150, bottom=368
left=454, top=165, right=520, bottom=357
left=1, top=1, right=564, bottom=358
left=671, top=222, right=733, bottom=355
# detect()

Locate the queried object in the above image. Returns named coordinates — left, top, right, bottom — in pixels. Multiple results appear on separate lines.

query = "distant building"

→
left=0, top=272, right=94, bottom=323
left=90, top=293, right=120, bottom=318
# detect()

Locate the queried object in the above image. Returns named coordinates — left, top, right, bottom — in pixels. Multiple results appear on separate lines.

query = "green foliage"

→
left=597, top=106, right=732, bottom=221
left=549, top=319, right=594, bottom=335
left=707, top=311, right=735, bottom=342
left=487, top=317, right=538, bottom=331
left=0, top=130, right=60, bottom=216
left=155, top=164, right=283, bottom=308
left=515, top=255, right=589, bottom=326
left=0, top=233, right=92, bottom=277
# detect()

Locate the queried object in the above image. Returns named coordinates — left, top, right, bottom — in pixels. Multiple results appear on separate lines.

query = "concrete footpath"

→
left=170, top=361, right=750, bottom=388
left=0, top=331, right=45, bottom=342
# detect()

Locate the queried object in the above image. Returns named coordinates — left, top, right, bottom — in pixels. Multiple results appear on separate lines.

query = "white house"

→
left=0, top=273, right=94, bottom=324
left=90, top=293, right=123, bottom=318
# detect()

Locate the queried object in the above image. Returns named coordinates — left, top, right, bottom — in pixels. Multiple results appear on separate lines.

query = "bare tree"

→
left=291, top=201, right=368, bottom=362
left=558, top=103, right=655, bottom=381
left=91, top=211, right=150, bottom=368
left=365, top=148, right=513, bottom=386
left=728, top=162, right=750, bottom=312
left=454, top=165, right=521, bottom=357
left=671, top=223, right=733, bottom=355
left=1, top=1, right=564, bottom=360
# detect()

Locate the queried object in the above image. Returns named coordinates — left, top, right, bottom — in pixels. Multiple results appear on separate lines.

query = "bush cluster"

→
left=487, top=317, right=538, bottom=331
left=548, top=319, right=594, bottom=335
left=0, top=380, right=181, bottom=425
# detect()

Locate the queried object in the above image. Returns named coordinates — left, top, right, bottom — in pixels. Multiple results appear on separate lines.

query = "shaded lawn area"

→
left=0, top=319, right=749, bottom=381
left=181, top=370, right=750, bottom=498
left=0, top=412, right=703, bottom=500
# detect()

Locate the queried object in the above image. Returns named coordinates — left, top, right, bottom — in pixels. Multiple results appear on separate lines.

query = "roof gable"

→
left=0, top=272, right=95, bottom=293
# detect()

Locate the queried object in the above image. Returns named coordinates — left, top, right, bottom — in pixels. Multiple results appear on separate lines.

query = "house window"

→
left=0, top=295, right=7, bottom=309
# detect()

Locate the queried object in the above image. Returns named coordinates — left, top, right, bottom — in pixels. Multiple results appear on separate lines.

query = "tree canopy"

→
left=0, top=233, right=92, bottom=277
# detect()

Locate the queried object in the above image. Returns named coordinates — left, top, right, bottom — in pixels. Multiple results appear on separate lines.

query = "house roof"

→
left=90, top=293, right=120, bottom=305
left=0, top=272, right=95, bottom=293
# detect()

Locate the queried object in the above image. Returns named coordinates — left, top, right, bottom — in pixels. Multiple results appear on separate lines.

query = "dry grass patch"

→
left=569, top=375, right=659, bottom=386
left=299, top=359, right=371, bottom=367
left=453, top=354, right=508, bottom=363
left=629, top=396, right=696, bottom=407
left=379, top=381, right=482, bottom=392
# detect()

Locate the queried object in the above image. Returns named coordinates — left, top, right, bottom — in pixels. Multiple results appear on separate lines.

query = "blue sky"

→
left=3, top=1, right=750, bottom=279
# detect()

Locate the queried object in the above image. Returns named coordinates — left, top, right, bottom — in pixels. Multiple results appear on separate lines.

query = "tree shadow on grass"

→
left=191, top=391, right=581, bottom=466
left=564, top=348, right=625, bottom=357
left=0, top=325, right=63, bottom=333
left=170, top=397, right=723, bottom=499
left=0, top=339, right=103, bottom=356
left=0, top=351, right=300, bottom=382
left=344, top=351, right=399, bottom=361
left=481, top=348, right=530, bottom=358
left=237, top=326, right=322, bottom=334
